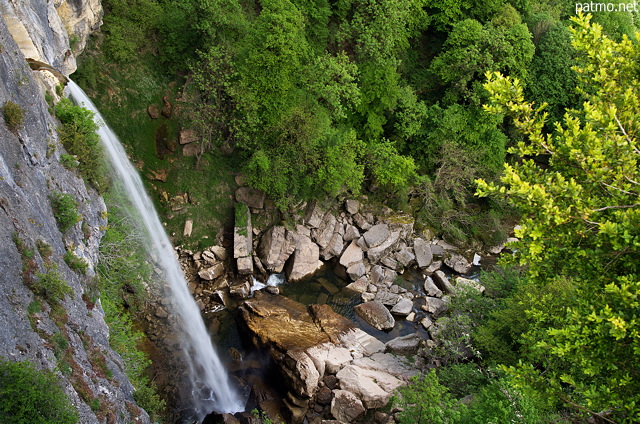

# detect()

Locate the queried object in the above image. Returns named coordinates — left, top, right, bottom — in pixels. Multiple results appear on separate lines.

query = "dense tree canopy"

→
left=477, top=15, right=640, bottom=422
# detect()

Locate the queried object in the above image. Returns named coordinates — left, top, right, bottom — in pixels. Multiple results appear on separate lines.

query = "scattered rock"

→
left=313, top=213, right=338, bottom=250
left=395, top=248, right=415, bottom=267
left=420, top=316, right=433, bottom=330
left=335, top=365, right=402, bottom=408
left=354, top=301, right=395, bottom=331
left=183, top=218, right=193, bottom=237
left=304, top=201, right=325, bottom=228
left=345, top=277, right=368, bottom=293
left=352, top=213, right=372, bottom=231
left=237, top=256, right=253, bottom=275
left=148, top=168, right=168, bottom=182
left=346, top=262, right=366, bottom=280
left=343, top=224, right=360, bottom=242
left=147, top=104, right=160, bottom=119
left=229, top=280, right=251, bottom=298
left=259, top=226, right=295, bottom=273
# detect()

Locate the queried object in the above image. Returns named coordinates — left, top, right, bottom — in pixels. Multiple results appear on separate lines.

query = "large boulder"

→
left=433, top=270, right=455, bottom=294
left=345, top=199, right=360, bottom=215
left=390, top=298, right=413, bottom=316
left=422, top=296, right=448, bottom=317
left=354, top=301, right=395, bottom=331
left=285, top=233, right=323, bottom=282
left=413, top=238, right=433, bottom=268
left=259, top=226, right=295, bottom=273
left=235, top=187, right=266, bottom=209
left=304, top=200, right=325, bottom=228
left=331, top=390, right=365, bottom=423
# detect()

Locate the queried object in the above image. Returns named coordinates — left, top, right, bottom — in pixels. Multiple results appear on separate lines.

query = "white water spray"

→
left=67, top=81, right=246, bottom=418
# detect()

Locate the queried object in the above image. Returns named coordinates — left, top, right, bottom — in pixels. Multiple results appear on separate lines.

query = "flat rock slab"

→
left=363, top=224, right=389, bottom=248
left=385, top=334, right=421, bottom=355
left=336, top=364, right=403, bottom=408
left=354, top=301, right=395, bottom=331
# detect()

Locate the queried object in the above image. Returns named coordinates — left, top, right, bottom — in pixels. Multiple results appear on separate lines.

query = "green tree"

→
left=477, top=14, right=640, bottom=422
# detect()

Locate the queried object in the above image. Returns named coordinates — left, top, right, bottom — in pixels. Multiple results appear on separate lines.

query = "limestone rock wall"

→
left=0, top=17, right=150, bottom=424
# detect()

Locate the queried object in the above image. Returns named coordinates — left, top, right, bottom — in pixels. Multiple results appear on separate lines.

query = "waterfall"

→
left=66, top=81, right=246, bottom=419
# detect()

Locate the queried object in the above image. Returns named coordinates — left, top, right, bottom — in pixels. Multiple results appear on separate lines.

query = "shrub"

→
left=55, top=98, right=108, bottom=192
left=32, top=266, right=73, bottom=304
left=2, top=101, right=25, bottom=133
left=60, top=154, right=79, bottom=169
left=36, top=240, right=53, bottom=260
left=0, top=359, right=78, bottom=424
left=50, top=192, right=79, bottom=232
left=64, top=250, right=89, bottom=274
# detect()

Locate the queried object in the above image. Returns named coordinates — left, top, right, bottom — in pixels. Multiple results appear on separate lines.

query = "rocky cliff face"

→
left=0, top=0, right=102, bottom=76
left=0, top=11, right=150, bottom=424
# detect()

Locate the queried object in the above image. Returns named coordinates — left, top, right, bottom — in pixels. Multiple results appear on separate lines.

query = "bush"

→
left=64, top=251, right=88, bottom=274
left=0, top=359, right=78, bottom=424
left=50, top=192, right=79, bottom=232
left=32, top=266, right=73, bottom=304
left=60, top=154, right=79, bottom=169
left=55, top=98, right=108, bottom=192
left=2, top=101, right=25, bottom=133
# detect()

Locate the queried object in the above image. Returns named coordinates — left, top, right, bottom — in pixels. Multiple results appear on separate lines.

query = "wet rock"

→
left=285, top=234, right=323, bottom=282
left=354, top=301, right=395, bottom=331
left=229, top=280, right=251, bottom=298
left=331, top=389, right=365, bottom=422
left=385, top=334, right=421, bottom=355
left=423, top=276, right=443, bottom=298
left=445, top=253, right=472, bottom=274
left=235, top=187, right=266, bottom=209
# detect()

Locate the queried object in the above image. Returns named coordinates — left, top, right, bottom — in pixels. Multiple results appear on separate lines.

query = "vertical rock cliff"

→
left=0, top=5, right=152, bottom=424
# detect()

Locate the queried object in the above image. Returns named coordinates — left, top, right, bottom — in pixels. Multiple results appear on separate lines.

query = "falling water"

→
left=67, top=81, right=246, bottom=419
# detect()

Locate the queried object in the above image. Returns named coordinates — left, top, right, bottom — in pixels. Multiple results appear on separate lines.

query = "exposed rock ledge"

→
left=238, top=292, right=419, bottom=423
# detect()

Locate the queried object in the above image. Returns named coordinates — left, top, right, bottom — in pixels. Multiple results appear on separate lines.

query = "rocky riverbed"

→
left=143, top=189, right=513, bottom=423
